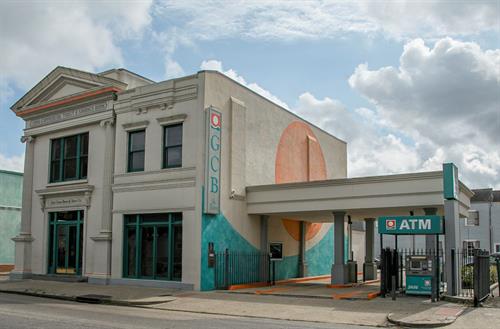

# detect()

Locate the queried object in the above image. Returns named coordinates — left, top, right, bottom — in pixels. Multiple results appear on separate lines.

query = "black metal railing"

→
left=214, top=249, right=270, bottom=289
left=473, top=249, right=491, bottom=306
left=455, top=248, right=477, bottom=298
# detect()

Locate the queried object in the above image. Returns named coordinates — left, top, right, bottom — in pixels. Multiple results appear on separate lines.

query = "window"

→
left=123, top=213, right=182, bottom=281
left=163, top=124, right=182, bottom=168
left=50, top=133, right=88, bottom=183
left=466, top=210, right=479, bottom=226
left=495, top=243, right=500, bottom=254
left=128, top=130, right=145, bottom=172
left=463, top=240, right=480, bottom=257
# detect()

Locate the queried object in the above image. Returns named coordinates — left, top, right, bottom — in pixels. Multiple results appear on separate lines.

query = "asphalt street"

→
left=0, top=292, right=375, bottom=329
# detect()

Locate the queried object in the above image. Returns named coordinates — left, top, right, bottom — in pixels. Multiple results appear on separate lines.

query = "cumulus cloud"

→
left=200, top=60, right=289, bottom=108
left=0, top=0, right=153, bottom=91
left=348, top=38, right=500, bottom=188
left=156, top=0, right=498, bottom=42
left=0, top=152, right=24, bottom=173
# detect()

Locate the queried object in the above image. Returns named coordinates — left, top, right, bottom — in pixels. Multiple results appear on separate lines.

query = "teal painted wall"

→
left=201, top=212, right=259, bottom=290
left=0, top=170, right=23, bottom=264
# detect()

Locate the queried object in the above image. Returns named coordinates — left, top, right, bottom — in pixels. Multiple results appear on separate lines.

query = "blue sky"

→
left=1, top=0, right=499, bottom=188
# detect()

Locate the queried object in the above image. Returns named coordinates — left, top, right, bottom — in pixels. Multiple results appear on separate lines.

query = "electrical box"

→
left=405, top=255, right=433, bottom=295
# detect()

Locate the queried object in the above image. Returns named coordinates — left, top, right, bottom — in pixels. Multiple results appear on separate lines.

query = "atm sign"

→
left=378, top=216, right=443, bottom=235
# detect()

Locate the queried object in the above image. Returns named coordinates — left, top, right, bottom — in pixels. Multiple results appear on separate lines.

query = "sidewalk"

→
left=0, top=278, right=469, bottom=327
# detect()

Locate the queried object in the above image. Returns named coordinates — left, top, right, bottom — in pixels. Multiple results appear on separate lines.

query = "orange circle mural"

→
left=275, top=121, right=328, bottom=241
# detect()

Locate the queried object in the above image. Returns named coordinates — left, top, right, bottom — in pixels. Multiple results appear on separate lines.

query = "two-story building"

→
left=10, top=66, right=474, bottom=293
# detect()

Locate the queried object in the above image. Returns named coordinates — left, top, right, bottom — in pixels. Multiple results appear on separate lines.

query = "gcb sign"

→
left=204, top=107, right=222, bottom=214
left=378, top=216, right=443, bottom=235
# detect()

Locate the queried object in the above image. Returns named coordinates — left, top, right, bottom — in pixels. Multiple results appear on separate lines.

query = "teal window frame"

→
left=127, top=130, right=145, bottom=172
left=49, top=133, right=88, bottom=183
left=47, top=210, right=84, bottom=275
left=162, top=124, right=183, bottom=169
left=123, top=213, right=182, bottom=281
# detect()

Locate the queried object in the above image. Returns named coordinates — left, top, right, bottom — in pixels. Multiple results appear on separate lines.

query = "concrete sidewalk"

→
left=0, top=278, right=469, bottom=327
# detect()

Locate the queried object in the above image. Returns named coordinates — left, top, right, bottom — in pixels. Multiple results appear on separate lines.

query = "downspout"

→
left=489, top=191, right=493, bottom=253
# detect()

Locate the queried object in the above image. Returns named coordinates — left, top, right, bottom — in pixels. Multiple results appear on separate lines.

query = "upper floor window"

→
left=466, top=210, right=479, bottom=226
left=163, top=124, right=182, bottom=168
left=128, top=130, right=145, bottom=172
left=50, top=133, right=88, bottom=183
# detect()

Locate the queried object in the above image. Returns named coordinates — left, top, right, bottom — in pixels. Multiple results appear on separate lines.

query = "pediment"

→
left=28, top=77, right=101, bottom=106
left=11, top=66, right=127, bottom=112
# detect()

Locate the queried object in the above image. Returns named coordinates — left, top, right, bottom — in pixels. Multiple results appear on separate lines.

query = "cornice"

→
left=246, top=171, right=443, bottom=192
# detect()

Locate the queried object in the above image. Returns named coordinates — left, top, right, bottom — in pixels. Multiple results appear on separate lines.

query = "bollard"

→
left=391, top=275, right=396, bottom=301
left=496, top=257, right=500, bottom=297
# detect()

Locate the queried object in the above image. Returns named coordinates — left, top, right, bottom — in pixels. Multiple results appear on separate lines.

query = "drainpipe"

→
left=489, top=191, right=493, bottom=253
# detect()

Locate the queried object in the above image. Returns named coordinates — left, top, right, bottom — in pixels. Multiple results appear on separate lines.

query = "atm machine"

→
left=405, top=255, right=434, bottom=295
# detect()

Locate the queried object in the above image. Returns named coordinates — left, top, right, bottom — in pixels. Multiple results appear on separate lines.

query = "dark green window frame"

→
left=163, top=124, right=183, bottom=169
left=128, top=130, right=145, bottom=172
left=49, top=133, right=88, bottom=183
left=123, top=213, right=182, bottom=281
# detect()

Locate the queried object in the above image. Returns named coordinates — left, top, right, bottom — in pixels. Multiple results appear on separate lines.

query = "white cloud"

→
left=348, top=37, right=500, bottom=188
left=0, top=0, right=153, bottom=91
left=200, top=60, right=289, bottom=108
left=165, top=57, right=185, bottom=79
left=0, top=152, right=24, bottom=173
left=156, top=1, right=498, bottom=42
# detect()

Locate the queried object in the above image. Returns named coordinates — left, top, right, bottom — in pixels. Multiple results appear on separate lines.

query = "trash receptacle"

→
left=347, top=260, right=358, bottom=283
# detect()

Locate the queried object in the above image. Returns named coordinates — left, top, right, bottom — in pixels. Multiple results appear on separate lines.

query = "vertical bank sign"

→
left=204, top=107, right=222, bottom=214
left=443, top=163, right=459, bottom=200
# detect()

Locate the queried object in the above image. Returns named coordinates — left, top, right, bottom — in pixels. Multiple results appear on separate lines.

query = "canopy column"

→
left=331, top=211, right=348, bottom=284
left=363, top=218, right=377, bottom=281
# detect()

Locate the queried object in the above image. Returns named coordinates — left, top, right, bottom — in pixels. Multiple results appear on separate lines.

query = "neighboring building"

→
left=0, top=170, right=23, bottom=271
left=9, top=66, right=473, bottom=293
left=460, top=188, right=500, bottom=255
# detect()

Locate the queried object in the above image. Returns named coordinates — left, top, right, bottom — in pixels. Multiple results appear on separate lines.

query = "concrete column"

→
left=424, top=208, right=438, bottom=251
left=331, top=211, right=348, bottom=284
left=11, top=136, right=36, bottom=279
left=88, top=117, right=115, bottom=284
left=260, top=215, right=269, bottom=253
left=444, top=200, right=460, bottom=296
left=363, top=218, right=377, bottom=280
left=299, top=221, right=307, bottom=277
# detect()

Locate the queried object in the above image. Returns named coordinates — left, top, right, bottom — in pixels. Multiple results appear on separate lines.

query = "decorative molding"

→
left=20, top=135, right=35, bottom=143
left=122, top=120, right=149, bottom=131
left=113, top=206, right=195, bottom=214
left=113, top=166, right=196, bottom=178
left=36, top=184, right=94, bottom=210
left=26, top=102, right=108, bottom=128
left=99, top=117, right=115, bottom=127
left=115, top=84, right=198, bottom=114
left=0, top=205, right=21, bottom=211
left=112, top=180, right=195, bottom=193
left=156, top=113, right=187, bottom=125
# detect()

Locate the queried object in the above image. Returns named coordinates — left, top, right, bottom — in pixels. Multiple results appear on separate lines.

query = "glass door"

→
left=48, top=211, right=83, bottom=275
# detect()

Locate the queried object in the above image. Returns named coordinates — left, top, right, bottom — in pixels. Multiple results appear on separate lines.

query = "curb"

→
left=386, top=313, right=456, bottom=328
left=0, top=289, right=173, bottom=306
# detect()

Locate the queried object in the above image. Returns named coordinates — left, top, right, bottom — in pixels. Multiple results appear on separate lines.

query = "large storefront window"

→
left=123, top=213, right=182, bottom=281
left=48, top=210, right=84, bottom=275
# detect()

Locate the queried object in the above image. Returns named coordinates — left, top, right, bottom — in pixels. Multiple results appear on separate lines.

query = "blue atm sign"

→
left=378, top=216, right=443, bottom=235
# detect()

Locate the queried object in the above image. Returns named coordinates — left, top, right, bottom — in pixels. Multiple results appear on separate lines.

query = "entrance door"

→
left=49, top=211, right=83, bottom=275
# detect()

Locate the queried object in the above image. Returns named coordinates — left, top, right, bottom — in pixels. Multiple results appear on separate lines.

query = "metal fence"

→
left=454, top=248, right=476, bottom=298
left=473, top=249, right=491, bottom=306
left=214, top=249, right=270, bottom=289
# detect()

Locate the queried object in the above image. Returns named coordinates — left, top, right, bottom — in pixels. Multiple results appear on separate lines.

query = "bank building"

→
left=10, top=66, right=473, bottom=293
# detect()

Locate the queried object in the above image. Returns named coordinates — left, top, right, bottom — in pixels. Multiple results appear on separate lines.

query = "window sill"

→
left=46, top=179, right=88, bottom=188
